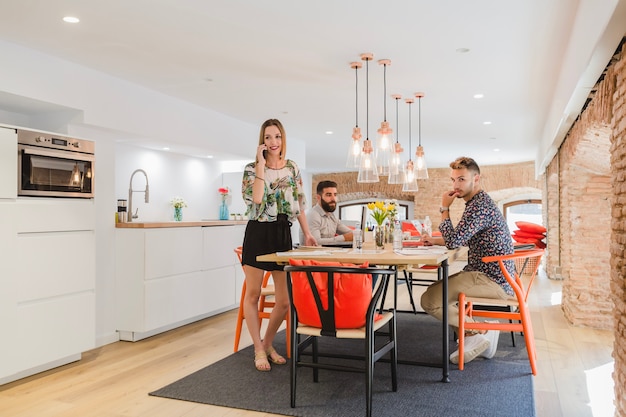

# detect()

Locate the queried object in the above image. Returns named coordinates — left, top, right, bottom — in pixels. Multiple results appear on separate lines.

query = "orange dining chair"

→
left=457, top=248, right=544, bottom=375
left=233, top=247, right=290, bottom=356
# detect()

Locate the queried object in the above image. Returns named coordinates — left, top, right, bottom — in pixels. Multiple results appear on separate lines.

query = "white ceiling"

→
left=0, top=0, right=625, bottom=173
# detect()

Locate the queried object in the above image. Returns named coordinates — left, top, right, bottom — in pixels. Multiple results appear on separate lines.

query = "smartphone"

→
left=262, top=149, right=268, bottom=159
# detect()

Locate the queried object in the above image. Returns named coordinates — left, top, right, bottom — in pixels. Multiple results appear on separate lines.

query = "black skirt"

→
left=241, top=214, right=293, bottom=271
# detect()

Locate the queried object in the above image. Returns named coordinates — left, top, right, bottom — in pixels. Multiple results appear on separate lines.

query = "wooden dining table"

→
left=258, top=244, right=468, bottom=383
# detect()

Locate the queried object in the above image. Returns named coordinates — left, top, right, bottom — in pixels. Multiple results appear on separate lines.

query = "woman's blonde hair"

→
left=258, top=119, right=286, bottom=159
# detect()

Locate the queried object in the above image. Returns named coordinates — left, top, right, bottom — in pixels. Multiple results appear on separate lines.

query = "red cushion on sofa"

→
left=513, top=229, right=546, bottom=239
left=288, top=259, right=372, bottom=329
left=511, top=235, right=536, bottom=243
left=401, top=222, right=421, bottom=236
left=512, top=235, right=545, bottom=249
left=515, top=221, right=547, bottom=234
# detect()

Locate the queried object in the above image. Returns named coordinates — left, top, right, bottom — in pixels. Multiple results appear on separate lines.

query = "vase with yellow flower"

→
left=170, top=196, right=187, bottom=222
left=367, top=200, right=396, bottom=250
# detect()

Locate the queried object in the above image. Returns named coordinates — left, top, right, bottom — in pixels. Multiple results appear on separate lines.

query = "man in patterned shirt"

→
left=421, top=156, right=515, bottom=365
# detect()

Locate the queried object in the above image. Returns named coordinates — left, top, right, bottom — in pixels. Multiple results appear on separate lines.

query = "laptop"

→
left=321, top=242, right=353, bottom=249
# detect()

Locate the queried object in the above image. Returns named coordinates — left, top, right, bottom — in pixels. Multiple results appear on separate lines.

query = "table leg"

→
left=440, top=259, right=450, bottom=382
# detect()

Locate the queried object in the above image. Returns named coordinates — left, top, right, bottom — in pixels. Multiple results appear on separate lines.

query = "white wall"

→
left=0, top=40, right=313, bottom=348
left=115, top=144, right=223, bottom=222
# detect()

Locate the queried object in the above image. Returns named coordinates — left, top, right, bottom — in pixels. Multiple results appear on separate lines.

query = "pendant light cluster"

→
left=349, top=52, right=429, bottom=186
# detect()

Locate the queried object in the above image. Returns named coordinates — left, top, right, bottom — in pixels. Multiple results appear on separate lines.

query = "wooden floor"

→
left=0, top=269, right=615, bottom=417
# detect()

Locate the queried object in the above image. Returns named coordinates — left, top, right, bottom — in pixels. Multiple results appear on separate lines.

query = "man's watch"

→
left=439, top=206, right=449, bottom=213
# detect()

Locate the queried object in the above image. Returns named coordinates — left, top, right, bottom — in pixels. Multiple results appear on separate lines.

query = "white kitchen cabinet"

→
left=0, top=201, right=18, bottom=379
left=0, top=126, right=17, bottom=199
left=0, top=198, right=96, bottom=385
left=116, top=224, right=245, bottom=341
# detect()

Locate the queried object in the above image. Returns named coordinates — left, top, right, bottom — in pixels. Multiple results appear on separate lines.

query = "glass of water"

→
left=353, top=228, right=362, bottom=251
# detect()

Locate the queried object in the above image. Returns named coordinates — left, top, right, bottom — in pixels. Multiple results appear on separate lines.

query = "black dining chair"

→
left=285, top=263, right=397, bottom=417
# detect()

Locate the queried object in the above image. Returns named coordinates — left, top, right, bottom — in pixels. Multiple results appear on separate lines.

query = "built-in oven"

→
left=17, top=129, right=95, bottom=198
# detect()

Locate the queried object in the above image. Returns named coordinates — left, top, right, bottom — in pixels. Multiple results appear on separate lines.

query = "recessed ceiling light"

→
left=162, top=147, right=170, bottom=151
left=493, top=148, right=500, bottom=152
left=473, top=93, right=484, bottom=99
left=63, top=16, right=80, bottom=23
left=325, top=131, right=333, bottom=135
left=206, top=155, right=214, bottom=159
left=456, top=47, right=470, bottom=53
left=483, top=121, right=492, bottom=125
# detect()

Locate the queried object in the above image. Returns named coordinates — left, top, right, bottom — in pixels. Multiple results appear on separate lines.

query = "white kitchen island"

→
left=115, top=221, right=246, bottom=341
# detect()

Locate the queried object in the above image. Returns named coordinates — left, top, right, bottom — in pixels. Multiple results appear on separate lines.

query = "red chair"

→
left=457, top=249, right=544, bottom=375
left=233, top=247, right=290, bottom=356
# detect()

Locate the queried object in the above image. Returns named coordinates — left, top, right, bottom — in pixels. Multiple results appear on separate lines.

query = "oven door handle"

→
left=20, top=145, right=95, bottom=162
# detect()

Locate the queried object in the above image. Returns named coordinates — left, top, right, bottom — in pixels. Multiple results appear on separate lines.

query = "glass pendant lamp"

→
left=357, top=52, right=379, bottom=183
left=402, top=98, right=419, bottom=192
left=376, top=59, right=392, bottom=175
left=414, top=92, right=429, bottom=179
left=357, top=138, right=379, bottom=182
left=388, top=94, right=404, bottom=184
left=346, top=61, right=363, bottom=168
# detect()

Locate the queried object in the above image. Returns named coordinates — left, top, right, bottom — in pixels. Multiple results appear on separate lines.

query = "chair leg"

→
left=233, top=281, right=247, bottom=352
left=366, top=327, right=375, bottom=417
left=290, top=322, right=298, bottom=408
left=520, top=307, right=538, bottom=375
left=312, top=338, right=319, bottom=382
left=285, top=312, right=291, bottom=358
left=458, top=294, right=467, bottom=370
left=390, top=313, right=398, bottom=392
left=403, top=271, right=418, bottom=314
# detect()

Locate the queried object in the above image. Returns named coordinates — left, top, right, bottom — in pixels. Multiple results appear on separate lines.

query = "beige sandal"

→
left=254, top=351, right=271, bottom=372
left=266, top=347, right=286, bottom=365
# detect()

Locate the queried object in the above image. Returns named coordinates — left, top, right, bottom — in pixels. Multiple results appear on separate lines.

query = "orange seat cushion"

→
left=289, top=259, right=373, bottom=329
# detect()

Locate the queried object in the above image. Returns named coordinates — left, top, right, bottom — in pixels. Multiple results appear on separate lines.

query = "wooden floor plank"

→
left=0, top=270, right=615, bottom=417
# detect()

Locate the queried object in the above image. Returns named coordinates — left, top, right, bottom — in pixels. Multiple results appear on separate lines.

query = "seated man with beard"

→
left=300, top=180, right=353, bottom=246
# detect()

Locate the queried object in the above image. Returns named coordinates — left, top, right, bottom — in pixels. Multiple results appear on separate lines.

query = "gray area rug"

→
left=150, top=313, right=535, bottom=417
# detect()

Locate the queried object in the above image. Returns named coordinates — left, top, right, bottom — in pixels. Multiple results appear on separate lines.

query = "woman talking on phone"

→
left=240, top=118, right=317, bottom=372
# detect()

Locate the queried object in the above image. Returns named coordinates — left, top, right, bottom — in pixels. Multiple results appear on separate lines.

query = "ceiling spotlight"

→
left=63, top=16, right=80, bottom=23
left=473, top=93, right=484, bottom=99
left=483, top=121, right=492, bottom=125
left=456, top=47, right=470, bottom=53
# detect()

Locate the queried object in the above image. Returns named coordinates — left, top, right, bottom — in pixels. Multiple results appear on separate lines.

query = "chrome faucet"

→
left=128, top=169, right=149, bottom=222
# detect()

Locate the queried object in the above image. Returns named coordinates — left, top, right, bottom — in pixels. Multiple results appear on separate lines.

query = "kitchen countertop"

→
left=116, top=220, right=248, bottom=228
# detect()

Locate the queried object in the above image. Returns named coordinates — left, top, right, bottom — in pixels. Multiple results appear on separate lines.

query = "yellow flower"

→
left=368, top=200, right=394, bottom=226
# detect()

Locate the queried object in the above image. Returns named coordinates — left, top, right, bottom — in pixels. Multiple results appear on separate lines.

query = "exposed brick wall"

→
left=313, top=161, right=541, bottom=231
left=611, top=44, right=626, bottom=417
left=543, top=42, right=623, bottom=415
left=544, top=63, right=614, bottom=330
